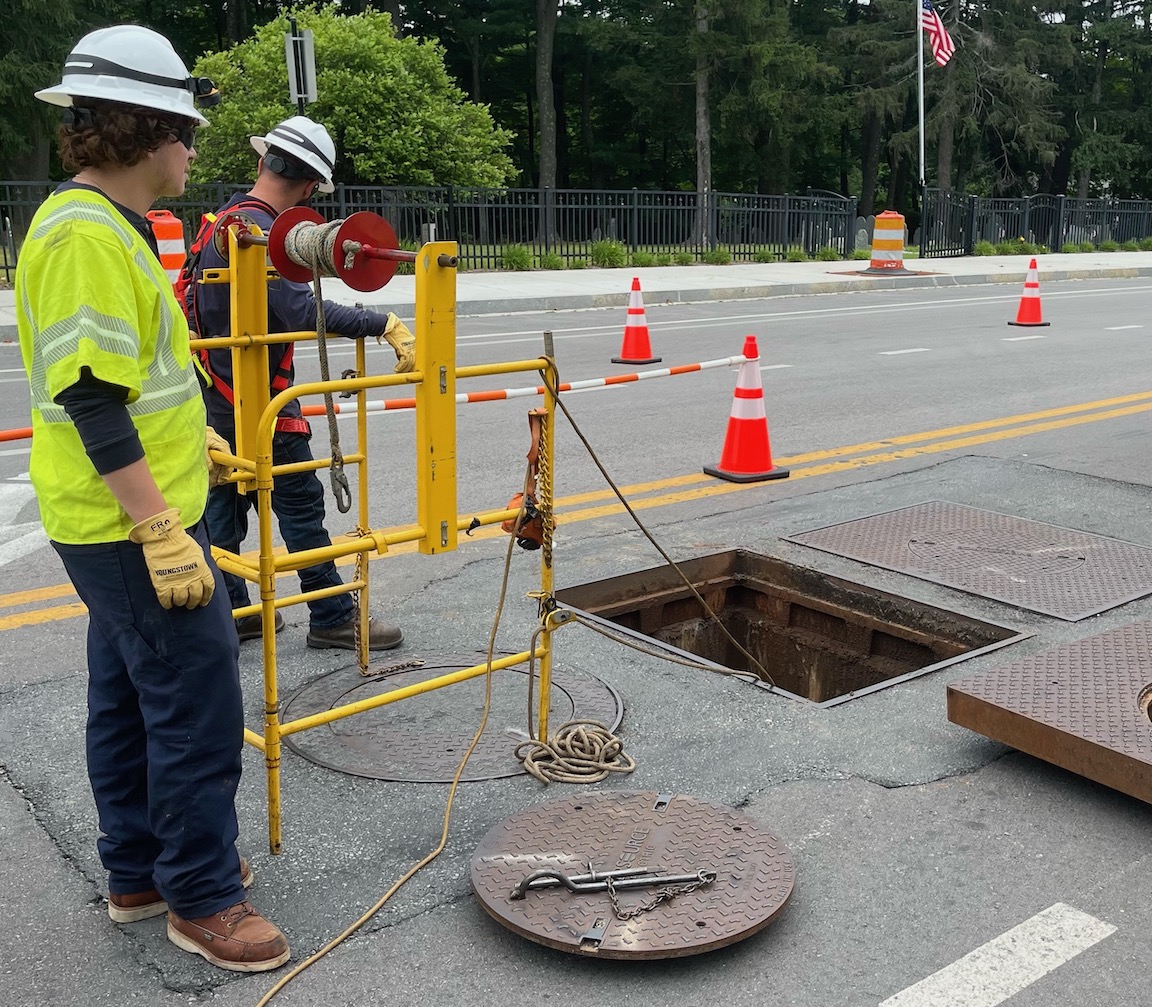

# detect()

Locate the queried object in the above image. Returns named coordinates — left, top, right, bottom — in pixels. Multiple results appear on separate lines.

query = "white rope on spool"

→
left=281, top=218, right=345, bottom=278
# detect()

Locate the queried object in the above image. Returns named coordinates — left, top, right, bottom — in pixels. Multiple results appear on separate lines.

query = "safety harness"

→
left=176, top=199, right=309, bottom=435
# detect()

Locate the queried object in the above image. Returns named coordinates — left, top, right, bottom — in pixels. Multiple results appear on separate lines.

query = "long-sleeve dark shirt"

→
left=191, top=193, right=390, bottom=433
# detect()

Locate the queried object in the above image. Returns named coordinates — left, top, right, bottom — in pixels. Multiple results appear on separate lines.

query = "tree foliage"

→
left=188, top=5, right=515, bottom=187
left=5, top=0, right=1152, bottom=216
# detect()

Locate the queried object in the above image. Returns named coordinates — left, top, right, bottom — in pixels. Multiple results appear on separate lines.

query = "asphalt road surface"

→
left=1, top=278, right=1150, bottom=1007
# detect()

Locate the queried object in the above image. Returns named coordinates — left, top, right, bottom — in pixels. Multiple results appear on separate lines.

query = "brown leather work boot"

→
left=235, top=609, right=285, bottom=643
left=167, top=900, right=290, bottom=972
left=108, top=857, right=253, bottom=924
left=306, top=614, right=403, bottom=651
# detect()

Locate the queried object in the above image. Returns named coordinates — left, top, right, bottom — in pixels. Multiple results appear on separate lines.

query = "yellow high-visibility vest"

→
left=17, top=188, right=207, bottom=544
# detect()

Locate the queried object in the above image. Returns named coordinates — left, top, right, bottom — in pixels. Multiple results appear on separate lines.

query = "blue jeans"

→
left=205, top=427, right=354, bottom=629
left=53, top=521, right=247, bottom=919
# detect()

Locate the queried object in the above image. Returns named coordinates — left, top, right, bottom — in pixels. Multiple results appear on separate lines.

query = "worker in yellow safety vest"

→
left=16, top=24, right=288, bottom=974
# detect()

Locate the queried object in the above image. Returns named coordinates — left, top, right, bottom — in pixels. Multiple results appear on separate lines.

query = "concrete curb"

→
left=348, top=264, right=1152, bottom=318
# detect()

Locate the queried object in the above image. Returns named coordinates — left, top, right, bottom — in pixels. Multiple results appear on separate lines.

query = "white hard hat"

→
left=35, top=25, right=217, bottom=126
left=251, top=116, right=336, bottom=193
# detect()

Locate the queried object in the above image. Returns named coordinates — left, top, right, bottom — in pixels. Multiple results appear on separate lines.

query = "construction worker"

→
left=189, top=115, right=411, bottom=650
left=18, top=26, right=289, bottom=972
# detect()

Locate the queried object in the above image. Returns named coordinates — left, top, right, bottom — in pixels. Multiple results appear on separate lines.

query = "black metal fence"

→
left=0, top=181, right=858, bottom=282
left=921, top=189, right=1152, bottom=257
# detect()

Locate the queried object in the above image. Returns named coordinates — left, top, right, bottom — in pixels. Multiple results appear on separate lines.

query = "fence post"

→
left=630, top=188, right=639, bottom=252
left=1055, top=194, right=1066, bottom=250
left=336, top=183, right=347, bottom=218
left=965, top=195, right=978, bottom=255
left=845, top=197, right=858, bottom=257
left=708, top=191, right=719, bottom=251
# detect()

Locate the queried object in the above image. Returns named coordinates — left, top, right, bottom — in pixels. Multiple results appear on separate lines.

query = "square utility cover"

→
left=786, top=500, right=1152, bottom=621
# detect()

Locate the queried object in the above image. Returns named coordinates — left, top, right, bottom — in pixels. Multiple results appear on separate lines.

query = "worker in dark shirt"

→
left=190, top=116, right=413, bottom=650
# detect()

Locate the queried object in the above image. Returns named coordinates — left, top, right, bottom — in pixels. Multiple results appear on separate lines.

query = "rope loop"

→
left=514, top=720, right=636, bottom=785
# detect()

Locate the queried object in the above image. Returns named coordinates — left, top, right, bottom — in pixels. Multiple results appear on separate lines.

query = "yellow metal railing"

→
left=196, top=225, right=560, bottom=853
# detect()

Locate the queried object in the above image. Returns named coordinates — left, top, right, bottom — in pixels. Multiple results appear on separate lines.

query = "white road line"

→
left=760, top=364, right=793, bottom=370
left=879, top=903, right=1115, bottom=1007
left=0, top=447, right=31, bottom=457
left=1003, top=335, right=1046, bottom=341
left=879, top=348, right=930, bottom=355
left=1105, top=325, right=1142, bottom=330
left=0, top=367, right=27, bottom=374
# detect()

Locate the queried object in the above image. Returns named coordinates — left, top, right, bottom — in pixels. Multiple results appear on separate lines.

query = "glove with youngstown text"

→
left=128, top=508, right=216, bottom=610
left=380, top=313, right=416, bottom=374
left=205, top=426, right=234, bottom=489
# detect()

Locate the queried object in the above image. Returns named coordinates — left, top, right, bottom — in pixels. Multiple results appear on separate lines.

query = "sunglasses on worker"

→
left=170, top=122, right=198, bottom=150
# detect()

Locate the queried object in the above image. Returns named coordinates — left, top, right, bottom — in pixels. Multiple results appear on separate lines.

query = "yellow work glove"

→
left=380, top=312, right=415, bottom=373
left=205, top=426, right=234, bottom=489
left=128, top=508, right=216, bottom=610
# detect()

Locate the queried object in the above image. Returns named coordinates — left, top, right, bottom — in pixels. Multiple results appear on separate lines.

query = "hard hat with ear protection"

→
left=250, top=116, right=336, bottom=193
left=35, top=25, right=218, bottom=126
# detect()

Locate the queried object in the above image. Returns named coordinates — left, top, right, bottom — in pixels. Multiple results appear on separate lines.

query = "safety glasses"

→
left=172, top=123, right=198, bottom=150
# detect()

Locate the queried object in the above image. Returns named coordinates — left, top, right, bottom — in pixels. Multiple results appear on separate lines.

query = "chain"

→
left=537, top=409, right=554, bottom=570
left=605, top=870, right=716, bottom=921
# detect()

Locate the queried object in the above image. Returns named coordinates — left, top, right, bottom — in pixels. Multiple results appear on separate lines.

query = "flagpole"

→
left=917, top=0, right=926, bottom=189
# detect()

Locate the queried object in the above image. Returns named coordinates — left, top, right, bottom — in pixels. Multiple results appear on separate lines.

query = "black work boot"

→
left=235, top=610, right=285, bottom=643
left=306, top=615, right=403, bottom=651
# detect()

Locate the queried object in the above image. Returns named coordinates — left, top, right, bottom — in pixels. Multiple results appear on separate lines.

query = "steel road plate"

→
left=471, top=790, right=794, bottom=958
left=281, top=653, right=623, bottom=783
left=948, top=619, right=1152, bottom=803
left=786, top=500, right=1152, bottom=620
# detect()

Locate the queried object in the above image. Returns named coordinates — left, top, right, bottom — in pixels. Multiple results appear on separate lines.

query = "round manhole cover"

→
left=471, top=790, right=794, bottom=958
left=281, top=653, right=623, bottom=783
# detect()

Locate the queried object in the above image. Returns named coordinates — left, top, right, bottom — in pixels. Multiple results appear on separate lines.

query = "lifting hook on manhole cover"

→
left=471, top=790, right=794, bottom=959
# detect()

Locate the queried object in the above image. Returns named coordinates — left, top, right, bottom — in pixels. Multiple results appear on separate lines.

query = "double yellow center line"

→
left=4, top=388, right=1152, bottom=632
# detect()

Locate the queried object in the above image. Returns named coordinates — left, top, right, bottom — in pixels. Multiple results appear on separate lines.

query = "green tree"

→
left=189, top=5, right=515, bottom=187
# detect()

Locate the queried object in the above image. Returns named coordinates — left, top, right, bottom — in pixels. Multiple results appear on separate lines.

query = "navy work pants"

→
left=205, top=426, right=354, bottom=629
left=53, top=520, right=247, bottom=920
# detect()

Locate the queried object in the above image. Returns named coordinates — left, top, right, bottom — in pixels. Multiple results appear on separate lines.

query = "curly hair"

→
left=58, top=99, right=193, bottom=172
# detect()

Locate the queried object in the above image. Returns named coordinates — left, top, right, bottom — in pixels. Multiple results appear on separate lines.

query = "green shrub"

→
left=702, top=246, right=732, bottom=265
left=753, top=247, right=779, bottom=263
left=538, top=251, right=565, bottom=270
left=816, top=246, right=842, bottom=261
left=395, top=238, right=418, bottom=274
left=1060, top=242, right=1079, bottom=254
left=1078, top=241, right=1095, bottom=253
left=499, top=244, right=534, bottom=270
left=994, top=240, right=1018, bottom=255
left=568, top=258, right=587, bottom=269
left=672, top=250, right=695, bottom=266
left=850, top=248, right=871, bottom=260
left=785, top=246, right=809, bottom=262
left=1140, top=237, right=1152, bottom=251
left=1121, top=240, right=1140, bottom=252
left=1098, top=239, right=1119, bottom=252
left=655, top=253, right=673, bottom=266
left=630, top=250, right=657, bottom=268
left=590, top=239, right=628, bottom=267
left=973, top=240, right=997, bottom=256
left=1033, top=244, right=1050, bottom=255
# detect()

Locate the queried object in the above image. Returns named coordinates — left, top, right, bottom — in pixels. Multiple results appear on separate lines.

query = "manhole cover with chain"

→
left=471, top=790, right=794, bottom=958
left=280, top=652, right=623, bottom=783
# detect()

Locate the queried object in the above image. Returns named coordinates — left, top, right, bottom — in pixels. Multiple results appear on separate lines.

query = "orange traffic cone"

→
left=613, top=277, right=661, bottom=364
left=1008, top=258, right=1050, bottom=327
left=704, top=336, right=789, bottom=483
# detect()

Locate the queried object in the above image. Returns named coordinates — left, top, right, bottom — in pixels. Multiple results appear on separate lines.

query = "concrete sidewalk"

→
left=2, top=252, right=1152, bottom=337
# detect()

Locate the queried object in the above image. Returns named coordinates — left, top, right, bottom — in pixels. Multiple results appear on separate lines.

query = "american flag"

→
left=921, top=0, right=956, bottom=67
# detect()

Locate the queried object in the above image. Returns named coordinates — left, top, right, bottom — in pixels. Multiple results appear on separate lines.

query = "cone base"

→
left=612, top=356, right=662, bottom=365
left=703, top=464, right=790, bottom=484
left=1007, top=320, right=1050, bottom=327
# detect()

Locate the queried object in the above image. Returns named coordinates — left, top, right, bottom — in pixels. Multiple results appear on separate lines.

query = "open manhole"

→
left=555, top=550, right=1027, bottom=707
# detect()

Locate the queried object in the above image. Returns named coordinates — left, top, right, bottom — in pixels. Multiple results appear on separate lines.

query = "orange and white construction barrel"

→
left=146, top=210, right=187, bottom=283
left=865, top=210, right=907, bottom=273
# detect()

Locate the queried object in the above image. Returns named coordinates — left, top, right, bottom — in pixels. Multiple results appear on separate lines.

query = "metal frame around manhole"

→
left=280, top=653, right=623, bottom=783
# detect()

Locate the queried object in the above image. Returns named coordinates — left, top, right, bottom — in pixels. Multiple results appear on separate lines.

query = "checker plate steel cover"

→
left=786, top=500, right=1152, bottom=620
left=281, top=654, right=622, bottom=783
left=471, top=790, right=794, bottom=958
left=948, top=619, right=1152, bottom=803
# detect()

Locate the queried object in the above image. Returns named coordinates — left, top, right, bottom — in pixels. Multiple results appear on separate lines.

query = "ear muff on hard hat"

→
left=35, top=25, right=216, bottom=126
left=250, top=116, right=336, bottom=193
